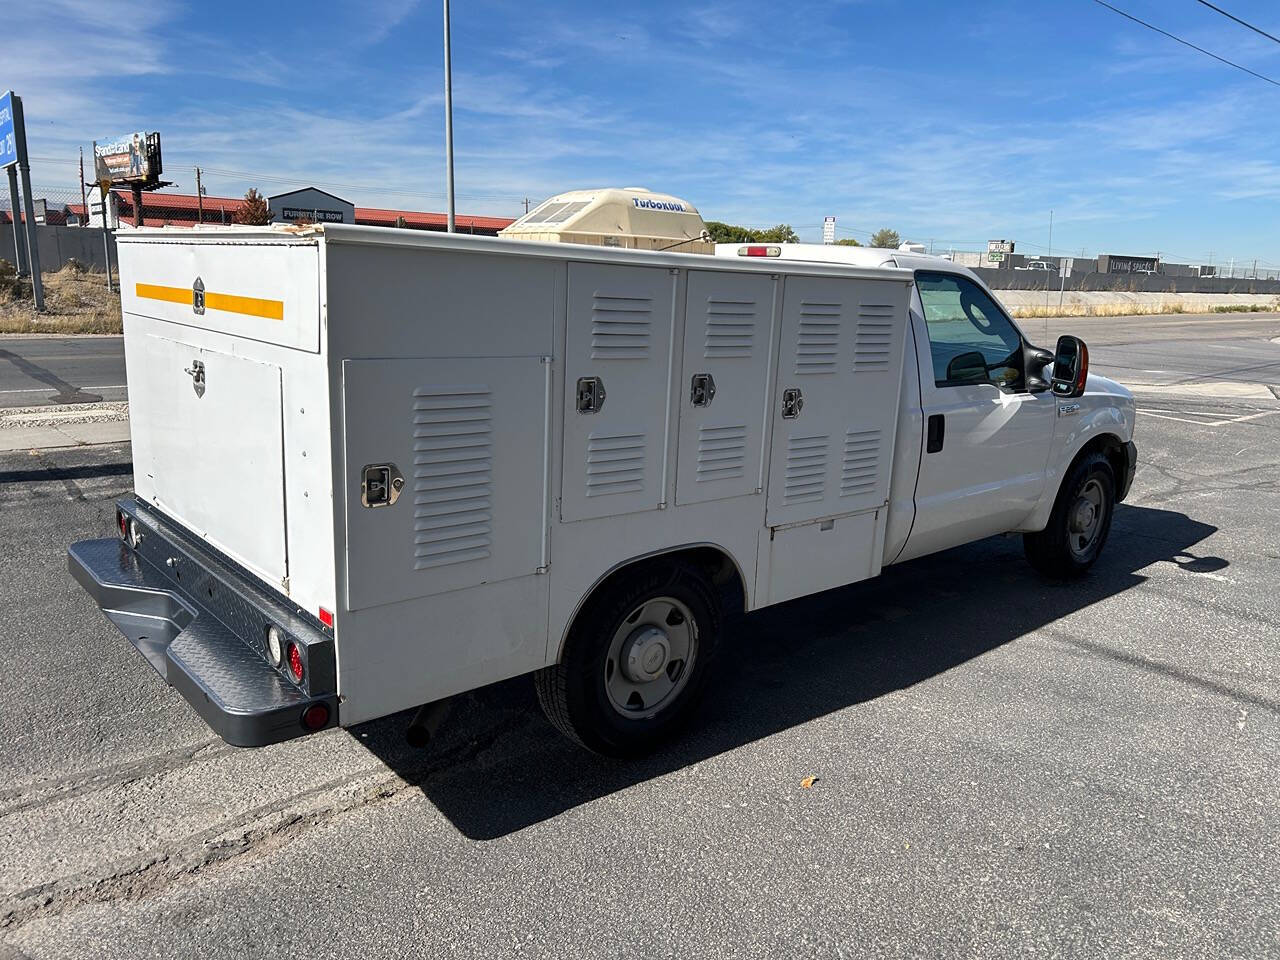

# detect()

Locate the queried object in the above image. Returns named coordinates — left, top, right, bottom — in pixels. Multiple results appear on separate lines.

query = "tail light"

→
left=286, top=641, right=304, bottom=683
left=302, top=703, right=329, bottom=730
left=117, top=509, right=128, bottom=540
left=738, top=245, right=781, bottom=258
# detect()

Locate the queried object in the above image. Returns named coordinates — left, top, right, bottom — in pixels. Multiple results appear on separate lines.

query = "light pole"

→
left=443, top=0, right=456, bottom=233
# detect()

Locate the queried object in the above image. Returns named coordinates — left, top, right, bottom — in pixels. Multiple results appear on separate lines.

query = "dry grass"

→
left=1009, top=299, right=1280, bottom=320
left=0, top=260, right=123, bottom=334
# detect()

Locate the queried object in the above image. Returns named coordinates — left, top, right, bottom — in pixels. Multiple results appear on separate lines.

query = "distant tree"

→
left=835, top=237, right=861, bottom=247
left=869, top=228, right=901, bottom=249
left=755, top=223, right=800, bottom=243
left=234, top=188, right=272, bottom=226
left=704, top=221, right=800, bottom=244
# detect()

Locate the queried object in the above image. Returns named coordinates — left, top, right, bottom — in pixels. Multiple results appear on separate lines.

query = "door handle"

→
left=926, top=414, right=945, bottom=453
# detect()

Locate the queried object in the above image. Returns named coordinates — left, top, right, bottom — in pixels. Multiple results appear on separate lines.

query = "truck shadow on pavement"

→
left=355, top=504, right=1223, bottom=840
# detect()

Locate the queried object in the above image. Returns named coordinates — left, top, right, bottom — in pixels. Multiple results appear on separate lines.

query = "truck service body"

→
left=69, top=228, right=1136, bottom=754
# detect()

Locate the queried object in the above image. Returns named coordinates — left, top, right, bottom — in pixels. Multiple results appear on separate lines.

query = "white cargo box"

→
left=97, top=224, right=914, bottom=736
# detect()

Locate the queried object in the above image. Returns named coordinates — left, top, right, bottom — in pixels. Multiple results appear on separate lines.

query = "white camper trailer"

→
left=69, top=226, right=1135, bottom=755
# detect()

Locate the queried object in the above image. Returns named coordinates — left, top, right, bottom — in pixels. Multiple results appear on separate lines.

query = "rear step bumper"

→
left=68, top=499, right=337, bottom=747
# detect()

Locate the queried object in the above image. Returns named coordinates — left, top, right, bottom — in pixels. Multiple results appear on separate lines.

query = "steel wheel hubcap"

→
left=605, top=596, right=697, bottom=718
left=1068, top=478, right=1106, bottom=557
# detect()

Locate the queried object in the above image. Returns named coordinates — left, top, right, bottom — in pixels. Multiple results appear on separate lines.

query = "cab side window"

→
left=916, top=272, right=1024, bottom=390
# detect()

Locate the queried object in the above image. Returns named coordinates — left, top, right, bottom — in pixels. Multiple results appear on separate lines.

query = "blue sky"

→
left=10, top=0, right=1280, bottom=264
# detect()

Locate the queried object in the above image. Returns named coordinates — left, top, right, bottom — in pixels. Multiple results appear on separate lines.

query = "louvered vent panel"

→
left=783, top=434, right=829, bottom=504
left=853, top=302, right=895, bottom=371
left=841, top=428, right=881, bottom=497
left=411, top=385, right=493, bottom=570
left=586, top=431, right=646, bottom=497
left=795, top=301, right=841, bottom=375
left=591, top=294, right=652, bottom=359
left=696, top=424, right=747, bottom=482
left=704, top=298, right=756, bottom=359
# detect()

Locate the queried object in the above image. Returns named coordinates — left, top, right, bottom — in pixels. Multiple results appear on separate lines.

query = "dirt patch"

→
left=0, top=260, right=122, bottom=334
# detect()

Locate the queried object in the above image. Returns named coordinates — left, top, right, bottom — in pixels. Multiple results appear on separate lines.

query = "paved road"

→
left=0, top=337, right=127, bottom=409
left=1, top=321, right=1277, bottom=958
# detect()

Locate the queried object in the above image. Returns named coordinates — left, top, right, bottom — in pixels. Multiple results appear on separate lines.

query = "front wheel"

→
left=535, top=561, right=721, bottom=757
left=1024, top=451, right=1116, bottom=578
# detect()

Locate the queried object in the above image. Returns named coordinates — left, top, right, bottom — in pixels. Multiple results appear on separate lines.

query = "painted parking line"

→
left=1137, top=409, right=1280, bottom=427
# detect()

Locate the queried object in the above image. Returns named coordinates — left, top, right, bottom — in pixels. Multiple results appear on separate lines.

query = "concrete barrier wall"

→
left=0, top=224, right=116, bottom=273
left=975, top=267, right=1280, bottom=295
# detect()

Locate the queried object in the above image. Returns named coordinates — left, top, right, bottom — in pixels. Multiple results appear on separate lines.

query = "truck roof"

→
left=713, top=242, right=982, bottom=283
left=117, top=223, right=915, bottom=284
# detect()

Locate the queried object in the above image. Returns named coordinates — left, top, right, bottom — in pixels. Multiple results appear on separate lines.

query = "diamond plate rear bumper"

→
left=68, top=500, right=337, bottom=747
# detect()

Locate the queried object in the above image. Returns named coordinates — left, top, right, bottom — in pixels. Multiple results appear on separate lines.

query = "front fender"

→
left=1017, top=376, right=1135, bottom=532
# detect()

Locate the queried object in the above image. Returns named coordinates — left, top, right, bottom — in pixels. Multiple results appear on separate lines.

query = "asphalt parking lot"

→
left=1, top=315, right=1277, bottom=958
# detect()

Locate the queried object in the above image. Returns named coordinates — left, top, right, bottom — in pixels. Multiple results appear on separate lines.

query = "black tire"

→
left=535, top=560, right=721, bottom=757
left=1024, top=451, right=1116, bottom=578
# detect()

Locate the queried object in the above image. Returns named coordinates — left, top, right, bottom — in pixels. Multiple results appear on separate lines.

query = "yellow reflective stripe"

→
left=203, top=291, right=284, bottom=321
left=134, top=283, right=191, bottom=306
left=134, top=283, right=285, bottom=322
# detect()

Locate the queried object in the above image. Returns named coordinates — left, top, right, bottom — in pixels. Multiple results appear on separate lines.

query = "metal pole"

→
left=6, top=166, right=24, bottom=275
left=13, top=96, right=43, bottom=311
left=131, top=182, right=144, bottom=228
left=443, top=0, right=456, bottom=233
left=79, top=147, right=89, bottom=229
left=196, top=167, right=204, bottom=224
left=99, top=187, right=113, bottom=294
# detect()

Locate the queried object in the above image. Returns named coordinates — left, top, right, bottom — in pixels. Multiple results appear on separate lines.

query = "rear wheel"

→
left=535, top=561, right=720, bottom=757
left=1024, top=451, right=1116, bottom=578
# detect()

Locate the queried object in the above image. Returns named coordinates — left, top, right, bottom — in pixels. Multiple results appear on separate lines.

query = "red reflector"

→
left=302, top=703, right=329, bottom=730
left=745, top=245, right=768, bottom=257
left=318, top=607, right=334, bottom=629
left=117, top=510, right=128, bottom=540
left=287, top=642, right=304, bottom=682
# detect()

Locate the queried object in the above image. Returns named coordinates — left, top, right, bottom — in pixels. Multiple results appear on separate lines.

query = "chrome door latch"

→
left=576, top=376, right=606, bottom=414
left=361, top=463, right=405, bottom=508
left=690, top=373, right=716, bottom=407
left=781, top=386, right=804, bottom=419
left=184, top=359, right=206, bottom=398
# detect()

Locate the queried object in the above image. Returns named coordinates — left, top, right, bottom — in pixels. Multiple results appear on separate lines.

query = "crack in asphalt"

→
left=0, top=739, right=229, bottom=819
left=0, top=715, right=528, bottom=932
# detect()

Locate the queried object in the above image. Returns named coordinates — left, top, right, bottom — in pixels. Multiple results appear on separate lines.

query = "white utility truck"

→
left=69, top=228, right=1136, bottom=755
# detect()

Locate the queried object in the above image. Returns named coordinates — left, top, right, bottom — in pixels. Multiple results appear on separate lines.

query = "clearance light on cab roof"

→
left=738, top=245, right=781, bottom=258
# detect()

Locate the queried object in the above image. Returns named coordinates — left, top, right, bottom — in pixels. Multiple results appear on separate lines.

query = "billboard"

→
left=0, top=91, right=16, bottom=169
left=983, top=241, right=1013, bottom=264
left=94, top=132, right=162, bottom=184
left=1099, top=254, right=1159, bottom=275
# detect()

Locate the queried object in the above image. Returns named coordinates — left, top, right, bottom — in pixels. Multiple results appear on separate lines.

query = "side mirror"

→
left=1050, top=335, right=1089, bottom=398
left=1023, top=343, right=1054, bottom=393
left=946, top=351, right=988, bottom=383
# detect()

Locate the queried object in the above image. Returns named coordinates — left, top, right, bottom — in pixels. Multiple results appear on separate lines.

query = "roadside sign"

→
left=1060, top=257, right=1073, bottom=278
left=988, top=251, right=1005, bottom=263
left=988, top=239, right=1014, bottom=255
left=823, top=216, right=836, bottom=245
left=0, top=91, right=16, bottom=169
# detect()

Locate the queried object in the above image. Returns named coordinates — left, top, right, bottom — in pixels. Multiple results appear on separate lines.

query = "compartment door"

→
left=674, top=270, right=776, bottom=506
left=561, top=263, right=676, bottom=522
left=764, top=276, right=910, bottom=528
left=131, top=334, right=287, bottom=586
left=342, top=357, right=550, bottom=612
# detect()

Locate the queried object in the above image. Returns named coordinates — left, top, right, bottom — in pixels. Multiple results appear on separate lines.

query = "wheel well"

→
left=1074, top=432, right=1127, bottom=496
left=557, top=545, right=748, bottom=662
